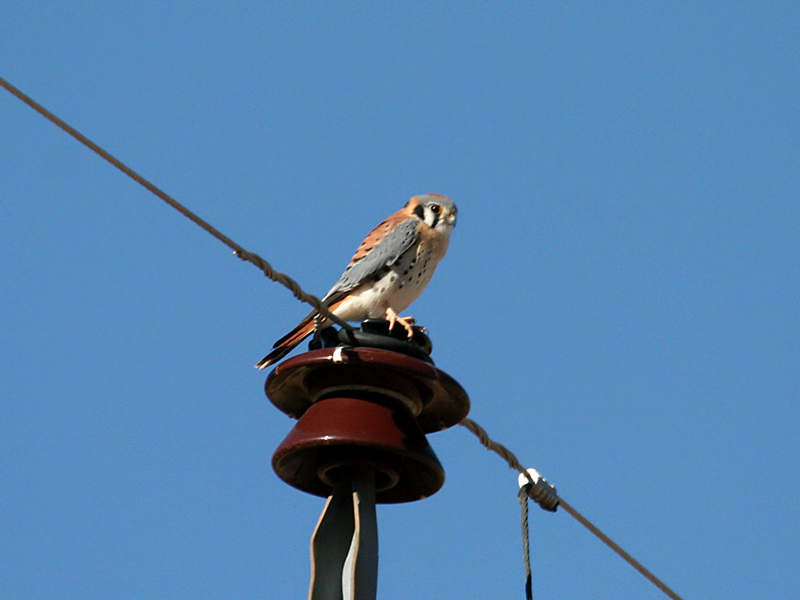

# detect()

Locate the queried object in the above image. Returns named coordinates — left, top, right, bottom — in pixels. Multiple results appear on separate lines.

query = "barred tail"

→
left=254, top=316, right=318, bottom=370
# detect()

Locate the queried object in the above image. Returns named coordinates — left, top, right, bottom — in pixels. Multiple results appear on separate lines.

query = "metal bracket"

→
left=309, top=468, right=378, bottom=600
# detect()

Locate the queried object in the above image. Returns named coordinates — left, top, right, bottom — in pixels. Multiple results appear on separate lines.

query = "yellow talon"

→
left=385, top=307, right=416, bottom=338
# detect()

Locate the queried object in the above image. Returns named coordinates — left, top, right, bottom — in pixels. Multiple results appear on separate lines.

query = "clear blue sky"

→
left=2, top=3, right=798, bottom=599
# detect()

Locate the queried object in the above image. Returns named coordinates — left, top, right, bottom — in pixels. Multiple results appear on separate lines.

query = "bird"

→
left=255, top=193, right=458, bottom=369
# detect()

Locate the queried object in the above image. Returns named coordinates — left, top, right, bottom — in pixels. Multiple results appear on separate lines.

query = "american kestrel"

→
left=255, top=194, right=457, bottom=369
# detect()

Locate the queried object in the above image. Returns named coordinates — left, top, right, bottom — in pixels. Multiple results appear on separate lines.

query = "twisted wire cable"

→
left=518, top=485, right=533, bottom=600
left=459, top=418, right=684, bottom=600
left=0, top=75, right=352, bottom=332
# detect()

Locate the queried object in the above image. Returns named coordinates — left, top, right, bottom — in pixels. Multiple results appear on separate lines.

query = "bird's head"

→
left=408, top=193, right=457, bottom=233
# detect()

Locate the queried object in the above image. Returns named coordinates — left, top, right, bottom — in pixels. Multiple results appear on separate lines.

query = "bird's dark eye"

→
left=430, top=204, right=441, bottom=214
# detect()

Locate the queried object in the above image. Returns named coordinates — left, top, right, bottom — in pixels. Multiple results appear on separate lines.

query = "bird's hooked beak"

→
left=445, top=211, right=457, bottom=227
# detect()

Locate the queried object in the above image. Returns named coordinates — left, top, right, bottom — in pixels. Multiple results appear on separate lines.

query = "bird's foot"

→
left=385, top=307, right=416, bottom=338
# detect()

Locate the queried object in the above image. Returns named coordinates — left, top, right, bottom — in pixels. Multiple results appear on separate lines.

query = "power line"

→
left=3, top=74, right=684, bottom=600
left=557, top=499, right=683, bottom=600
left=0, top=74, right=352, bottom=333
left=518, top=485, right=533, bottom=600
left=459, top=418, right=684, bottom=600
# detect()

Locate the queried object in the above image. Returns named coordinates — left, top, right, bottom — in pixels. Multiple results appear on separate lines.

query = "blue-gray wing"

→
left=322, top=218, right=419, bottom=302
